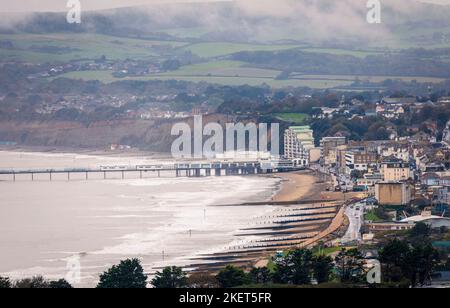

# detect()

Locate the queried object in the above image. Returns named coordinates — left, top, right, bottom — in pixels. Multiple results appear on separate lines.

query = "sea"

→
left=0, top=150, right=280, bottom=287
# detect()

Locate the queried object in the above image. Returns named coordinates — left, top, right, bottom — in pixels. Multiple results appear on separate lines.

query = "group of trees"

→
left=1, top=230, right=445, bottom=288
left=0, top=276, right=72, bottom=289
left=378, top=223, right=445, bottom=287
left=272, top=249, right=334, bottom=285
left=150, top=248, right=368, bottom=288
left=380, top=240, right=441, bottom=287
left=0, top=249, right=352, bottom=289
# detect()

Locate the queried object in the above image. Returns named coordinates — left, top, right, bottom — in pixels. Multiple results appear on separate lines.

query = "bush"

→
left=49, top=279, right=73, bottom=289
left=0, top=276, right=11, bottom=289
left=14, top=276, right=50, bottom=289
left=97, top=259, right=147, bottom=289
left=187, top=273, right=219, bottom=288
left=151, top=266, right=187, bottom=289
left=216, top=266, right=250, bottom=288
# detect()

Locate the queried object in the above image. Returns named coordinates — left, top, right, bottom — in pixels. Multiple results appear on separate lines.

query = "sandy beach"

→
left=271, top=171, right=319, bottom=203
left=193, top=170, right=343, bottom=272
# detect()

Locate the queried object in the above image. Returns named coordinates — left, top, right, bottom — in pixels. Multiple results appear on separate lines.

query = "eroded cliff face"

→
left=0, top=119, right=177, bottom=152
left=0, top=114, right=239, bottom=152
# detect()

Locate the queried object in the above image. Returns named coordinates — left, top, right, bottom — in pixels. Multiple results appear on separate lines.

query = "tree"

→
left=14, top=276, right=49, bottom=288
left=409, top=222, right=431, bottom=238
left=187, top=273, right=219, bottom=288
left=379, top=239, right=411, bottom=282
left=97, top=259, right=147, bottom=289
left=249, top=267, right=272, bottom=285
left=405, top=243, right=441, bottom=287
left=151, top=266, right=187, bottom=289
left=335, top=249, right=365, bottom=283
left=313, top=255, right=334, bottom=284
left=274, top=249, right=314, bottom=285
left=49, top=279, right=73, bottom=289
left=216, top=265, right=250, bottom=288
left=0, top=276, right=11, bottom=289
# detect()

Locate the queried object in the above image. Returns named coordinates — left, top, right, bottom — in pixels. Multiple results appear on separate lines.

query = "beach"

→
left=271, top=172, right=320, bottom=202
left=0, top=150, right=338, bottom=286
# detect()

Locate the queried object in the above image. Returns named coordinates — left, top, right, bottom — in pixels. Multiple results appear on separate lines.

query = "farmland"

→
left=0, top=33, right=187, bottom=63
left=2, top=31, right=449, bottom=90
left=53, top=70, right=355, bottom=89
left=182, top=42, right=303, bottom=58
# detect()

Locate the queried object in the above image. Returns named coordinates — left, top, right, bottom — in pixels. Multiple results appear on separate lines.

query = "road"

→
left=341, top=202, right=365, bottom=244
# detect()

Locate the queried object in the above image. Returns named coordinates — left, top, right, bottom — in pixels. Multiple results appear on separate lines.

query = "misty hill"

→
left=2, top=0, right=450, bottom=48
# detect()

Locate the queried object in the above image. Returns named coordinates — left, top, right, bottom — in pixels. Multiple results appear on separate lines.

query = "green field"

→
left=275, top=113, right=310, bottom=123
left=52, top=70, right=355, bottom=89
left=0, top=33, right=187, bottom=63
left=365, top=210, right=384, bottom=222
left=159, top=60, right=281, bottom=78
left=6, top=32, right=445, bottom=89
left=182, top=42, right=303, bottom=58
left=53, top=67, right=445, bottom=89
left=299, top=47, right=383, bottom=58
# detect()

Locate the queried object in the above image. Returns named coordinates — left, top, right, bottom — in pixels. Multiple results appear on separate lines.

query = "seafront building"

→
left=320, top=136, right=347, bottom=157
left=288, top=126, right=315, bottom=150
left=284, top=126, right=313, bottom=167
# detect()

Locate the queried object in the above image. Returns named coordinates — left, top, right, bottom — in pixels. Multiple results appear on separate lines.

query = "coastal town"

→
left=3, top=0, right=450, bottom=292
left=4, top=94, right=450, bottom=288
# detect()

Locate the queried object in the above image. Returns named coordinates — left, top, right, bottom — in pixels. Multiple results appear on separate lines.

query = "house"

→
left=318, top=107, right=340, bottom=119
left=357, top=172, right=383, bottom=195
left=438, top=97, right=450, bottom=104
left=422, top=173, right=441, bottom=186
left=345, top=150, right=378, bottom=174
left=376, top=98, right=410, bottom=119
left=443, top=120, right=450, bottom=145
left=320, top=136, right=347, bottom=162
left=381, top=159, right=412, bottom=182
left=380, top=145, right=410, bottom=162
left=412, top=131, right=434, bottom=143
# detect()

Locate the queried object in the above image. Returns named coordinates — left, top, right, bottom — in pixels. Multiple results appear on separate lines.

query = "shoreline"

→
left=190, top=169, right=342, bottom=273
left=0, top=148, right=339, bottom=279
left=269, top=171, right=319, bottom=203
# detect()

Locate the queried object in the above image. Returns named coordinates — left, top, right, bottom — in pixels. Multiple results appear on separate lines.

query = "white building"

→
left=380, top=146, right=410, bottom=162
left=443, top=120, right=450, bottom=146
left=284, top=128, right=310, bottom=167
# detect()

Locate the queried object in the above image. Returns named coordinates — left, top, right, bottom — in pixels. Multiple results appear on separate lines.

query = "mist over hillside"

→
left=1, top=0, right=450, bottom=48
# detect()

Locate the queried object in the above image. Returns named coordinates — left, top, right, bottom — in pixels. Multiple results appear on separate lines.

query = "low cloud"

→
left=1, top=0, right=449, bottom=45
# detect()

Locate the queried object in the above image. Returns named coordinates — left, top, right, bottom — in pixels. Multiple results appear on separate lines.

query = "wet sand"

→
left=192, top=170, right=343, bottom=272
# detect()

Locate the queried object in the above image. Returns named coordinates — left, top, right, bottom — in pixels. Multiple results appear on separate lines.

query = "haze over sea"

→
left=0, top=151, right=280, bottom=287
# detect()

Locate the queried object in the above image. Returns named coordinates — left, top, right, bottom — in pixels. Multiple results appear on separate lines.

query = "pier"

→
left=0, top=160, right=304, bottom=182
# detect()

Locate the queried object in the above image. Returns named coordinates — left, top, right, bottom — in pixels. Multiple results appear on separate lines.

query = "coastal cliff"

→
left=0, top=114, right=241, bottom=152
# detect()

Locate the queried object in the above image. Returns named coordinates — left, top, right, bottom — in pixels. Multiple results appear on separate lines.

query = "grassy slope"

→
left=0, top=33, right=187, bottom=63
left=182, top=42, right=303, bottom=58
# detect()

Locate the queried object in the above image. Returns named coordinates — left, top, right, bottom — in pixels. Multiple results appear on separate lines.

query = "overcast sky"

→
left=0, top=0, right=448, bottom=12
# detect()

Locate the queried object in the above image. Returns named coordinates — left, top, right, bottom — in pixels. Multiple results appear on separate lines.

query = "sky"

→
left=0, top=0, right=449, bottom=13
